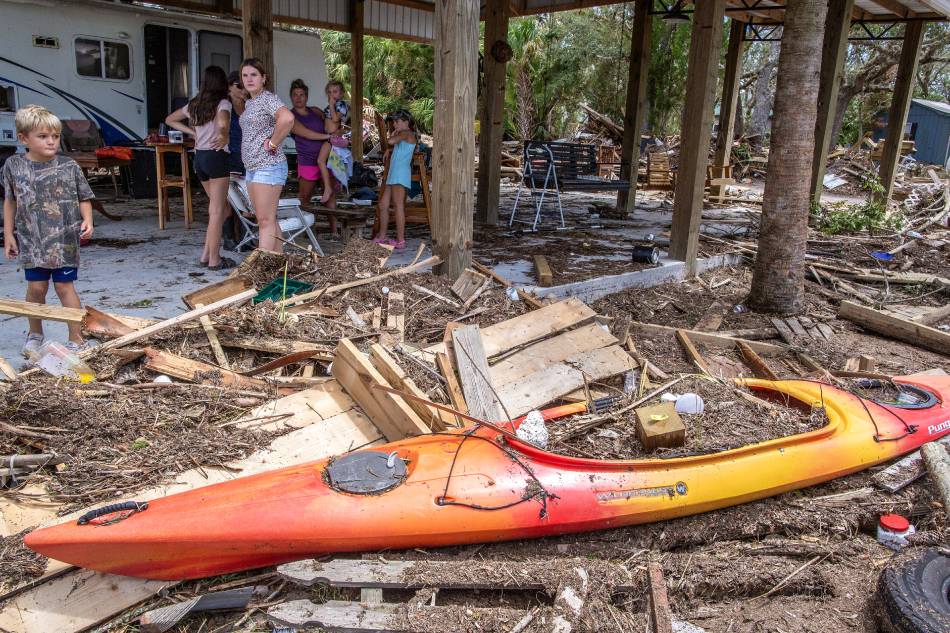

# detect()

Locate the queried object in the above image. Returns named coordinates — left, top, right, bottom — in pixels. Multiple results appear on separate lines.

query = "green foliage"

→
left=321, top=31, right=435, bottom=133
left=811, top=176, right=903, bottom=235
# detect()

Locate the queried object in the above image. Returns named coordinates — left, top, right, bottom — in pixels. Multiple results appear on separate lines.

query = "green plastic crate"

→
left=253, top=278, right=314, bottom=305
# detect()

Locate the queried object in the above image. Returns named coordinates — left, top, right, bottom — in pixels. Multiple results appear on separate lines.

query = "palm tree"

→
left=749, top=0, right=828, bottom=314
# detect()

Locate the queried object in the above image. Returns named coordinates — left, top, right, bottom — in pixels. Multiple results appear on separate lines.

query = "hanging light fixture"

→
left=662, top=1, right=691, bottom=25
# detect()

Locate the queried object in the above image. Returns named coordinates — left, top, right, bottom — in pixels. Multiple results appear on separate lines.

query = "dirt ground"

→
left=0, top=181, right=947, bottom=631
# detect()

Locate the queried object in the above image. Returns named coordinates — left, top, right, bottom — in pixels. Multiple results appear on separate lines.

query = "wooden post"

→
left=475, top=0, right=509, bottom=226
left=432, top=0, right=479, bottom=279
left=241, top=0, right=273, bottom=78
left=350, top=0, right=365, bottom=162
left=668, top=0, right=726, bottom=274
left=878, top=20, right=925, bottom=203
left=810, top=0, right=854, bottom=204
left=616, top=0, right=652, bottom=214
left=710, top=19, right=745, bottom=199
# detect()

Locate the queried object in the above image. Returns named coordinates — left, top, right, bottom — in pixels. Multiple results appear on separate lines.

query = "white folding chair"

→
left=227, top=177, right=324, bottom=256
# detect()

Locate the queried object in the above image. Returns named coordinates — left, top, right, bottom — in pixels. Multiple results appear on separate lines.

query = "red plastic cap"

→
left=879, top=514, right=910, bottom=532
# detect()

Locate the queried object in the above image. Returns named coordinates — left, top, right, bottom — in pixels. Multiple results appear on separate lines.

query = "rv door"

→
left=198, top=31, right=243, bottom=77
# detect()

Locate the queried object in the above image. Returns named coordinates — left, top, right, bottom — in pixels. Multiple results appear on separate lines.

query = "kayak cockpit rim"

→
left=497, top=378, right=934, bottom=471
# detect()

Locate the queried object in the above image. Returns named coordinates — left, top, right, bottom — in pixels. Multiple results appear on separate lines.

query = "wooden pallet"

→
left=769, top=317, right=834, bottom=345
left=269, top=558, right=612, bottom=632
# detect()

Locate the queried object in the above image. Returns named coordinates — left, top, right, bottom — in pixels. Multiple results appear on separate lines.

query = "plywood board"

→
left=182, top=276, right=255, bottom=310
left=496, top=346, right=636, bottom=417
left=489, top=323, right=617, bottom=386
left=425, top=297, right=596, bottom=359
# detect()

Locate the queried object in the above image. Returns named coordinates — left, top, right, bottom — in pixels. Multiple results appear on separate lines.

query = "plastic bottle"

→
left=30, top=341, right=96, bottom=383
left=876, top=514, right=915, bottom=551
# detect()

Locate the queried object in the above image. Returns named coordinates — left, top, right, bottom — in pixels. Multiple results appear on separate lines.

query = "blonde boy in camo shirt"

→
left=3, top=105, right=95, bottom=356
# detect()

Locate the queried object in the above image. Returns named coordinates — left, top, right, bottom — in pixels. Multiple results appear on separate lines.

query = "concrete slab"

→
left=0, top=199, right=242, bottom=371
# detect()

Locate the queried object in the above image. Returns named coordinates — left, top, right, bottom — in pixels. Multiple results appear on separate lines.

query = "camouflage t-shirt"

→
left=2, top=154, right=94, bottom=269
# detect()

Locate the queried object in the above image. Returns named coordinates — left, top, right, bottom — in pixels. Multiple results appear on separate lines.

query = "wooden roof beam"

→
left=865, top=0, right=912, bottom=18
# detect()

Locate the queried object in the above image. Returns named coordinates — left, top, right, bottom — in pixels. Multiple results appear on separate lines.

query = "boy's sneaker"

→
left=21, top=333, right=44, bottom=359
left=65, top=340, right=95, bottom=354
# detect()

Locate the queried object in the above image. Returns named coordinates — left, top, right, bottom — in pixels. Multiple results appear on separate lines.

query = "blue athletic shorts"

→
left=24, top=267, right=79, bottom=282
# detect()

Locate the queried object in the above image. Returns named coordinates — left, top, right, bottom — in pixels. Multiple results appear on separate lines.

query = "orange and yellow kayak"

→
left=26, top=375, right=950, bottom=580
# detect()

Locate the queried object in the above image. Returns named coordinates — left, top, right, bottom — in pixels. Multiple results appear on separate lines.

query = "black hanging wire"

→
left=432, top=428, right=557, bottom=518
left=798, top=378, right=919, bottom=443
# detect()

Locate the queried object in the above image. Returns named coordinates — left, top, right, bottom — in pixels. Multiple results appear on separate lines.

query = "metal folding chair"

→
left=509, top=141, right=565, bottom=231
left=227, top=177, right=324, bottom=256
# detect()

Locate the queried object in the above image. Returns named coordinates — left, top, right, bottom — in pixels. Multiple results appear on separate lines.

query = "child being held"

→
left=372, top=110, right=417, bottom=250
left=3, top=104, right=95, bottom=356
left=317, top=80, right=350, bottom=204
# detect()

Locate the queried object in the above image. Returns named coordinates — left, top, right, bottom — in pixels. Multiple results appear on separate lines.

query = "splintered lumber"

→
left=636, top=403, right=686, bottom=451
left=630, top=321, right=787, bottom=356
left=0, top=387, right=381, bottom=632
left=240, top=350, right=325, bottom=377
left=675, top=330, right=712, bottom=376
left=0, top=356, right=16, bottom=381
left=143, top=348, right=267, bottom=391
left=195, top=303, right=229, bottom=369
left=99, top=289, right=256, bottom=352
left=737, top=341, right=779, bottom=381
left=451, top=325, right=505, bottom=422
left=139, top=586, right=262, bottom=633
left=332, top=339, right=431, bottom=440
left=424, top=297, right=596, bottom=359
left=216, top=333, right=333, bottom=359
left=411, top=283, right=461, bottom=308
left=471, top=261, right=544, bottom=309
left=277, top=558, right=633, bottom=591
left=182, top=275, right=254, bottom=309
left=268, top=600, right=523, bottom=632
left=385, top=291, right=405, bottom=343
left=495, top=346, right=635, bottom=418
left=368, top=344, right=454, bottom=430
left=451, top=268, right=488, bottom=302
left=435, top=352, right=468, bottom=414
left=82, top=306, right=138, bottom=338
left=922, top=442, right=950, bottom=512
left=838, top=300, right=950, bottom=355
left=533, top=254, right=553, bottom=287
left=489, top=323, right=617, bottom=386
left=872, top=436, right=950, bottom=493
left=646, top=562, right=674, bottom=633
left=693, top=300, right=729, bottom=331
left=278, top=256, right=441, bottom=308
left=0, top=298, right=153, bottom=330
left=914, top=302, right=950, bottom=326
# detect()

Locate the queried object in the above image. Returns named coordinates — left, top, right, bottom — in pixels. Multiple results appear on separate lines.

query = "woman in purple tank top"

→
left=289, top=79, right=340, bottom=233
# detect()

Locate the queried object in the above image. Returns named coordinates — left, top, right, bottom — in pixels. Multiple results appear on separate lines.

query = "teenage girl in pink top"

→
left=165, top=65, right=234, bottom=269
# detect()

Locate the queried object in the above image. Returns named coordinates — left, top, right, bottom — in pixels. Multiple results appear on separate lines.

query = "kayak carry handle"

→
left=77, top=501, right=148, bottom=525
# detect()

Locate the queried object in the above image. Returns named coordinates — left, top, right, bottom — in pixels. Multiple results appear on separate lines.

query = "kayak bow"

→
left=25, top=375, right=950, bottom=580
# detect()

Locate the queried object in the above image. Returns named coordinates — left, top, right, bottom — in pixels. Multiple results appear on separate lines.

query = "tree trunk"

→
left=828, top=83, right=860, bottom=151
left=748, top=48, right=778, bottom=141
left=734, top=90, right=745, bottom=139
left=749, top=0, right=827, bottom=314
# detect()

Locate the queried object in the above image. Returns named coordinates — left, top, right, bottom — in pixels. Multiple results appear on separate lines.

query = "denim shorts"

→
left=246, top=162, right=288, bottom=186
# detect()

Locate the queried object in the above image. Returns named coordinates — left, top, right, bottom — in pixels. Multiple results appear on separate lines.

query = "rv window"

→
left=75, top=38, right=102, bottom=78
left=75, top=38, right=131, bottom=81
left=104, top=42, right=130, bottom=80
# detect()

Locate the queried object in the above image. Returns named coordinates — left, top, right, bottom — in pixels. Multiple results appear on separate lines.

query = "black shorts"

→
left=194, top=150, right=230, bottom=181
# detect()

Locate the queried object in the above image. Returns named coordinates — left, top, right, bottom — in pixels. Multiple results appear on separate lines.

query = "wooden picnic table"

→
left=301, top=203, right=372, bottom=243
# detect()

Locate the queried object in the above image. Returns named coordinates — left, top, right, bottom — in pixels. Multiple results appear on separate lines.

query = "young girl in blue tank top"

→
left=372, top=110, right=416, bottom=249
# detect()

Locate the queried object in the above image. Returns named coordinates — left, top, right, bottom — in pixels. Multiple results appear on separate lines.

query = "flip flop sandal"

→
left=207, top=257, right=237, bottom=271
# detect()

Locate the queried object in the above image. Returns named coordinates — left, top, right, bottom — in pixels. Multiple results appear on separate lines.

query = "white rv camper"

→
left=0, top=0, right=329, bottom=150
